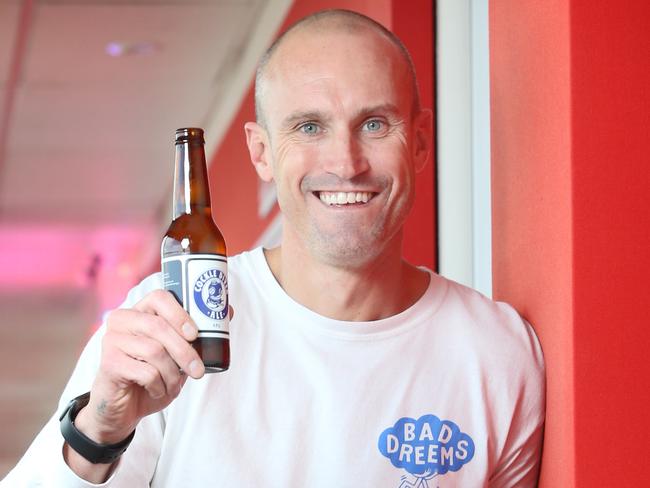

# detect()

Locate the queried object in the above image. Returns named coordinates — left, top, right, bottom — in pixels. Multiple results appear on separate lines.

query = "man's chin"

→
left=308, top=237, right=383, bottom=269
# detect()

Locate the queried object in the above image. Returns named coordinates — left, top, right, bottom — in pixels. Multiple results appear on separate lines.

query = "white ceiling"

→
left=0, top=0, right=290, bottom=298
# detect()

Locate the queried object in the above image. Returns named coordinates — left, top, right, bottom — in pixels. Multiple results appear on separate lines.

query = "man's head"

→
left=245, top=9, right=432, bottom=268
left=254, top=9, right=421, bottom=130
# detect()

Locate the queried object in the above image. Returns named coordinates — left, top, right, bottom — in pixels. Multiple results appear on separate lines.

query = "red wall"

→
left=490, top=1, right=573, bottom=484
left=571, top=1, right=650, bottom=485
left=491, top=0, right=650, bottom=485
left=390, top=0, right=435, bottom=270
left=208, top=0, right=436, bottom=269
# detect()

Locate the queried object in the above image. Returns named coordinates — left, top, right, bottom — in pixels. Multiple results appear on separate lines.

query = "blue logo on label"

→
left=193, top=268, right=228, bottom=320
left=378, top=414, right=474, bottom=484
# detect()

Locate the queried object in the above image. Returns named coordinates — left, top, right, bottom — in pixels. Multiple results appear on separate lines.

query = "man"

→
left=2, top=9, right=544, bottom=487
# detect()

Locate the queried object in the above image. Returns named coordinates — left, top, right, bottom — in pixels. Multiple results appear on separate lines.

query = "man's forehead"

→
left=266, top=23, right=398, bottom=78
left=263, top=27, right=408, bottom=104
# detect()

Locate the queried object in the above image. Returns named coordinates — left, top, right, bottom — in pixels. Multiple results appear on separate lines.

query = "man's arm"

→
left=1, top=285, right=204, bottom=487
left=488, top=414, right=545, bottom=487
left=489, top=318, right=546, bottom=488
left=57, top=289, right=203, bottom=482
left=61, top=403, right=134, bottom=484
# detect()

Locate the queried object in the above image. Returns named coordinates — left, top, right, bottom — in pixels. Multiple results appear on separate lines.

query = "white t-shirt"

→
left=2, top=247, right=545, bottom=487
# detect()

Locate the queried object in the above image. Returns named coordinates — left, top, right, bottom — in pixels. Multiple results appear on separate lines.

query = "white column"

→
left=437, top=0, right=492, bottom=297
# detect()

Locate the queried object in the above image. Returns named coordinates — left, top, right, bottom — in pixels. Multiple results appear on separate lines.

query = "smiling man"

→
left=2, top=10, right=545, bottom=488
left=244, top=11, right=432, bottom=322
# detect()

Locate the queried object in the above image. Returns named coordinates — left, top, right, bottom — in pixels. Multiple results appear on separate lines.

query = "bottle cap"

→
left=175, top=128, right=205, bottom=144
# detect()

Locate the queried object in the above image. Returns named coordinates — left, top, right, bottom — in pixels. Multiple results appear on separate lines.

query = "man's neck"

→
left=263, top=240, right=430, bottom=322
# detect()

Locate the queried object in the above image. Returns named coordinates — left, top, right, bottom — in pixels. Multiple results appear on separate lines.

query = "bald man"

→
left=2, top=10, right=544, bottom=488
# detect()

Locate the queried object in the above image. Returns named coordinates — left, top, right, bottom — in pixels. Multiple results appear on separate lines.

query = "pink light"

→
left=0, top=223, right=156, bottom=295
left=105, top=41, right=160, bottom=57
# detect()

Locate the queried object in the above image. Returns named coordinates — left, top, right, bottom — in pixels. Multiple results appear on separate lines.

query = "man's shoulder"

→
left=438, top=275, right=518, bottom=325
left=432, top=273, right=544, bottom=368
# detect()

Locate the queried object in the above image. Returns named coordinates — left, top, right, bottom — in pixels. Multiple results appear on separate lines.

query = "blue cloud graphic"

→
left=378, top=414, right=475, bottom=476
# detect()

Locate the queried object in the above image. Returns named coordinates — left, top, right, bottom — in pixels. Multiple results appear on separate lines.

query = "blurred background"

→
left=1, top=0, right=649, bottom=486
left=0, top=0, right=295, bottom=476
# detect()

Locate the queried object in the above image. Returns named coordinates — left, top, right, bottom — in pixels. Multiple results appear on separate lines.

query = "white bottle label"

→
left=162, top=254, right=229, bottom=339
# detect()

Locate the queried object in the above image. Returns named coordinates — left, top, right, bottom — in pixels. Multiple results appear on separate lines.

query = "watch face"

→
left=59, top=400, right=74, bottom=421
left=70, top=392, right=91, bottom=418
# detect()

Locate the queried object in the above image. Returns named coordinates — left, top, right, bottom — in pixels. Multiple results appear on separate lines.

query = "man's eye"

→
left=299, top=122, right=320, bottom=134
left=363, top=119, right=384, bottom=132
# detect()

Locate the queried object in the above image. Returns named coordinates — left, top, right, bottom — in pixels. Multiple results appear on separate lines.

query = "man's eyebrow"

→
left=279, top=104, right=403, bottom=129
left=353, top=103, right=402, bottom=119
left=280, top=111, right=330, bottom=129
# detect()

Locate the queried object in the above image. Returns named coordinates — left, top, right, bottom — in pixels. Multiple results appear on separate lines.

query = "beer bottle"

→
left=161, top=127, right=229, bottom=373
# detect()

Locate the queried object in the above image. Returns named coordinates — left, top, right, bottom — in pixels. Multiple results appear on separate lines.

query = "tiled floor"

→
left=0, top=291, right=96, bottom=479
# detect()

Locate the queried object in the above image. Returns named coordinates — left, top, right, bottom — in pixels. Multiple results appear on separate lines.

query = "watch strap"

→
left=60, top=392, right=135, bottom=464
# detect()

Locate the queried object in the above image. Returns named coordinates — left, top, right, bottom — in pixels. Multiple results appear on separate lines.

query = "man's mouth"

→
left=315, top=191, right=376, bottom=206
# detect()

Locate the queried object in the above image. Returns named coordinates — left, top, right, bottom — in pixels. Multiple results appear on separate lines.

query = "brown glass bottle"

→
left=161, top=128, right=229, bottom=373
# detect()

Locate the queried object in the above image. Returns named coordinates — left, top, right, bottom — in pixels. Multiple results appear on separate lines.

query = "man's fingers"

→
left=133, top=289, right=198, bottom=341
left=107, top=309, right=204, bottom=379
left=114, top=333, right=187, bottom=395
left=103, top=346, right=167, bottom=400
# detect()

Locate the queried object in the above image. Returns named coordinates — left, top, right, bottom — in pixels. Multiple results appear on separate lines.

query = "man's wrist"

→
left=74, top=403, right=134, bottom=446
left=60, top=392, right=135, bottom=465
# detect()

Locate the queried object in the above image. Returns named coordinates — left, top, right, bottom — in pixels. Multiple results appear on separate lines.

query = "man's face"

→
left=250, top=27, right=430, bottom=267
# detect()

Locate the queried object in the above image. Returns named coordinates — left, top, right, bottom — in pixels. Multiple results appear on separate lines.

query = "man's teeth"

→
left=318, top=191, right=373, bottom=205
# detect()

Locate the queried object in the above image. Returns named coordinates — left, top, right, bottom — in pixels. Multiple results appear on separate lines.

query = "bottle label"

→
left=161, top=254, right=229, bottom=339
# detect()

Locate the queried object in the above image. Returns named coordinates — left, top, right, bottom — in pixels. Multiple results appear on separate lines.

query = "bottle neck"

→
left=172, top=140, right=212, bottom=219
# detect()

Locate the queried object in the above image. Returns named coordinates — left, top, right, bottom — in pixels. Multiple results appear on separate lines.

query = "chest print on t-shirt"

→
left=378, top=414, right=475, bottom=487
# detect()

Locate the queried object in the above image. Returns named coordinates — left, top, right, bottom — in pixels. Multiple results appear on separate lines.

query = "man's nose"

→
left=322, top=131, right=370, bottom=179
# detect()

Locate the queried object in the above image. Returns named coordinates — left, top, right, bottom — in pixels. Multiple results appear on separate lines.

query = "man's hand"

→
left=63, top=289, right=204, bottom=482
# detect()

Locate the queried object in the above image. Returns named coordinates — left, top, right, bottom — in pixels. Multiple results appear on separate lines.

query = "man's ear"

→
left=412, top=108, right=433, bottom=173
left=244, top=121, right=274, bottom=182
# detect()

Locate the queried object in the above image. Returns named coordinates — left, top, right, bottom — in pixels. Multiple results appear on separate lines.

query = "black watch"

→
left=59, top=392, right=135, bottom=464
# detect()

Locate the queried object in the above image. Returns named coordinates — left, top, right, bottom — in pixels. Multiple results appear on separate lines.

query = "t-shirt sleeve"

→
left=488, top=318, right=546, bottom=487
left=0, top=273, right=165, bottom=488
